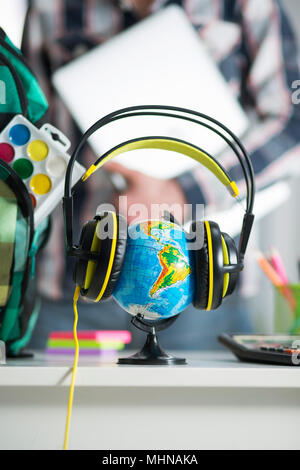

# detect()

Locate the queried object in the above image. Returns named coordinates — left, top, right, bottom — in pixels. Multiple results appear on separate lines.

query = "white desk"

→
left=1, top=351, right=300, bottom=450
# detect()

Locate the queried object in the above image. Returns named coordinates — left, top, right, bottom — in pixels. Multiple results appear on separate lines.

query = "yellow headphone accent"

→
left=94, top=212, right=118, bottom=301
left=204, top=221, right=214, bottom=311
left=221, top=235, right=229, bottom=298
left=204, top=223, right=230, bottom=310
left=83, top=212, right=118, bottom=302
left=82, top=138, right=239, bottom=198
left=83, top=213, right=118, bottom=299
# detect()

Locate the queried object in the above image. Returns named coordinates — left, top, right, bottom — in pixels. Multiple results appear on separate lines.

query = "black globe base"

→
left=118, top=313, right=186, bottom=366
left=118, top=331, right=186, bottom=365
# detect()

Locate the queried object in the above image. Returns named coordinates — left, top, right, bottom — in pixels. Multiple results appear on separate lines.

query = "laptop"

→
left=53, top=5, right=249, bottom=179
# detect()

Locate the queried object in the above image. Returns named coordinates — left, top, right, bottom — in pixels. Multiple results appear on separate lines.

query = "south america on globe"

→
left=113, top=220, right=195, bottom=320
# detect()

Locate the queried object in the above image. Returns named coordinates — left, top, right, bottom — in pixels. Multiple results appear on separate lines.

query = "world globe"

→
left=113, top=220, right=195, bottom=320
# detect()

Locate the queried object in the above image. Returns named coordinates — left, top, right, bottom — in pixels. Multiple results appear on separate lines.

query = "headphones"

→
left=63, top=105, right=255, bottom=311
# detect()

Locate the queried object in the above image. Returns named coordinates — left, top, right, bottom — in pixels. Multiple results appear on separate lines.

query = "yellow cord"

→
left=63, top=285, right=81, bottom=450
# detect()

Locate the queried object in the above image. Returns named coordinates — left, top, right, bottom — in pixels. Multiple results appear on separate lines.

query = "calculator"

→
left=218, top=333, right=300, bottom=366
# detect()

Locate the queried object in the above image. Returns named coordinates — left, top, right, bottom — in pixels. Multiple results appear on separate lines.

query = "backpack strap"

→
left=0, top=181, right=17, bottom=306
left=5, top=216, right=51, bottom=354
left=0, top=27, right=49, bottom=127
left=0, top=160, right=34, bottom=345
left=0, top=160, right=34, bottom=243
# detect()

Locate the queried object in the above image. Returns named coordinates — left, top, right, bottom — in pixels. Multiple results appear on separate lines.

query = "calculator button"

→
left=285, top=349, right=300, bottom=355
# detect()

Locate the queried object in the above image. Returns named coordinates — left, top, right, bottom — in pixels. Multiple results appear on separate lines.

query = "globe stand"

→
left=118, top=314, right=186, bottom=365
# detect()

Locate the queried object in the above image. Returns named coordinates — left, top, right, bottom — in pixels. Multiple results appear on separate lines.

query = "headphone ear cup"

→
left=206, top=221, right=224, bottom=310
left=85, top=212, right=127, bottom=301
left=73, top=220, right=97, bottom=290
left=101, top=214, right=127, bottom=300
left=192, top=221, right=225, bottom=310
left=222, top=232, right=239, bottom=296
left=191, top=221, right=209, bottom=310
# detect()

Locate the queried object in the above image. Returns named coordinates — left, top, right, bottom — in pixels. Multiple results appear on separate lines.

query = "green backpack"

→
left=0, top=27, right=48, bottom=129
left=0, top=29, right=50, bottom=356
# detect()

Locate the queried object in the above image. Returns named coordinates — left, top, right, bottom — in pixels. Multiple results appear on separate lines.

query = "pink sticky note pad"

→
left=49, top=330, right=132, bottom=344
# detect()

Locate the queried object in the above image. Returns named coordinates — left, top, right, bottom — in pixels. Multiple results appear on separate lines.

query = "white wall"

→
left=284, top=0, right=300, bottom=36
left=254, top=0, right=300, bottom=331
left=0, top=0, right=26, bottom=47
left=0, top=0, right=300, bottom=332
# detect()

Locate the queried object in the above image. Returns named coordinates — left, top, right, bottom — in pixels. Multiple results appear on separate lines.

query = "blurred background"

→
left=254, top=0, right=300, bottom=331
left=1, top=0, right=300, bottom=344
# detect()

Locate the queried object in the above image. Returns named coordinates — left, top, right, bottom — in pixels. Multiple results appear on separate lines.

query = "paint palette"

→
left=0, top=115, right=85, bottom=227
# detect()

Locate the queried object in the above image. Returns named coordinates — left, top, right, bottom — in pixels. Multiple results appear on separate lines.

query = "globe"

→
left=113, top=220, right=195, bottom=320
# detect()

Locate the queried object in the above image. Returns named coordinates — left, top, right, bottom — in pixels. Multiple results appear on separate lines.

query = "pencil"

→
left=257, top=252, right=285, bottom=286
left=270, top=249, right=289, bottom=285
left=256, top=252, right=296, bottom=313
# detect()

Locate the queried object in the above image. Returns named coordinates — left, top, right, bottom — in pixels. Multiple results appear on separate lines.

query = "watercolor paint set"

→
left=0, top=114, right=85, bottom=226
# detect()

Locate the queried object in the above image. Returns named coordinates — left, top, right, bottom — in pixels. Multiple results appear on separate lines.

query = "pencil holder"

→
left=274, top=284, right=300, bottom=334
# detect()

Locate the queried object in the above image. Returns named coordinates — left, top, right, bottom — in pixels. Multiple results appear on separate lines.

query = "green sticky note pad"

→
left=48, top=338, right=124, bottom=350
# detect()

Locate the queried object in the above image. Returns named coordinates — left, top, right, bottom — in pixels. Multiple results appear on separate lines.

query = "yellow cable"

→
left=63, top=285, right=81, bottom=450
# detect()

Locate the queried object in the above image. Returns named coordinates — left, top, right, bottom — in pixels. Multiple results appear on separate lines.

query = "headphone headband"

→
left=82, top=136, right=239, bottom=197
left=64, top=105, right=255, bottom=264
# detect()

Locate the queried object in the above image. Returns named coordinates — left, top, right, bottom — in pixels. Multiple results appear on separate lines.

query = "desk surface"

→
left=1, top=351, right=300, bottom=388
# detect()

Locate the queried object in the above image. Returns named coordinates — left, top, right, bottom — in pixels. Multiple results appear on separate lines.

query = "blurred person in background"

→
left=21, top=0, right=300, bottom=350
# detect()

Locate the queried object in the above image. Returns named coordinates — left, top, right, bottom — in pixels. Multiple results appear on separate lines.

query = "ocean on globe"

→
left=113, top=220, right=195, bottom=320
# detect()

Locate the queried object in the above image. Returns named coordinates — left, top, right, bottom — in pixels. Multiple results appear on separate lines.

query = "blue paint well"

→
left=9, top=124, right=30, bottom=146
